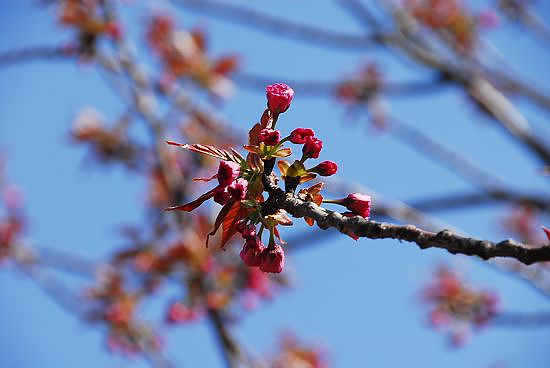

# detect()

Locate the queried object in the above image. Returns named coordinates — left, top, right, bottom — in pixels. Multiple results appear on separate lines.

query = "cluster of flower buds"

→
left=500, top=204, right=549, bottom=245
left=71, top=109, right=140, bottom=169
left=85, top=267, right=162, bottom=357
left=404, top=0, right=498, bottom=52
left=146, top=14, right=238, bottom=98
left=421, top=266, right=498, bottom=346
left=165, top=83, right=373, bottom=273
left=57, top=0, right=121, bottom=56
left=335, top=63, right=388, bottom=128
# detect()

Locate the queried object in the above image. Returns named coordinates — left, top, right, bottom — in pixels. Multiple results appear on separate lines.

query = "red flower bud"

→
left=213, top=187, right=230, bottom=205
left=227, top=178, right=248, bottom=200
left=240, top=237, right=265, bottom=267
left=289, top=127, right=315, bottom=144
left=167, top=303, right=200, bottom=324
left=259, top=128, right=281, bottom=146
left=310, top=160, right=338, bottom=176
left=266, top=83, right=294, bottom=114
left=259, top=244, right=285, bottom=273
left=302, top=136, right=323, bottom=159
left=217, top=161, right=240, bottom=187
left=344, top=193, right=371, bottom=218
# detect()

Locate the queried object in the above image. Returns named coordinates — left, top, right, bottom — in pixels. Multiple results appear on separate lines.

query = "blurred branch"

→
left=410, top=191, right=550, bottom=212
left=493, top=311, right=550, bottom=327
left=173, top=0, right=391, bottom=49
left=0, top=45, right=71, bottom=66
left=234, top=71, right=448, bottom=97
left=387, top=116, right=550, bottom=212
left=95, top=11, right=252, bottom=364
left=331, top=0, right=381, bottom=29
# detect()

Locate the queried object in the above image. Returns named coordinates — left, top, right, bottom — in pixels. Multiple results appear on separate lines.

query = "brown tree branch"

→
left=262, top=180, right=550, bottom=265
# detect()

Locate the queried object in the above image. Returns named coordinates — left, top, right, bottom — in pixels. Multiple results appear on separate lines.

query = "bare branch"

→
left=0, top=45, right=71, bottom=66
left=234, top=70, right=447, bottom=97
left=493, top=311, right=550, bottom=327
left=174, top=0, right=389, bottom=49
left=263, top=181, right=550, bottom=265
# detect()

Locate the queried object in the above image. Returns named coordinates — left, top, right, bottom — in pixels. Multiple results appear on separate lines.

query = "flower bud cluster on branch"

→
left=166, top=83, right=550, bottom=271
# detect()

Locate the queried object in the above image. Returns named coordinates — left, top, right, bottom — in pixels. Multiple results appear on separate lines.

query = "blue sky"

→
left=1, top=0, right=550, bottom=367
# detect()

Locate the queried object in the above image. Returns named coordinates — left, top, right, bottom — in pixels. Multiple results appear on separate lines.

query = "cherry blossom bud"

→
left=344, top=193, right=371, bottom=218
left=302, top=136, right=323, bottom=159
left=289, top=127, right=315, bottom=144
left=240, top=237, right=265, bottom=267
left=266, top=83, right=294, bottom=113
left=260, top=244, right=285, bottom=273
left=259, top=128, right=281, bottom=146
left=217, top=161, right=240, bottom=187
left=227, top=178, right=248, bottom=200
left=167, top=303, right=200, bottom=324
left=213, top=186, right=229, bottom=205
left=310, top=160, right=338, bottom=176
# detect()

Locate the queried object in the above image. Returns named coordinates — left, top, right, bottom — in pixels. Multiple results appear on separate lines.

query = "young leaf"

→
left=206, top=199, right=237, bottom=247
left=272, top=147, right=292, bottom=158
left=164, top=189, right=215, bottom=212
left=166, top=141, right=244, bottom=163
left=219, top=201, right=247, bottom=249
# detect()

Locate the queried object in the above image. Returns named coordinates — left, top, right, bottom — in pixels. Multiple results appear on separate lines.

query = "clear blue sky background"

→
left=1, top=0, right=550, bottom=367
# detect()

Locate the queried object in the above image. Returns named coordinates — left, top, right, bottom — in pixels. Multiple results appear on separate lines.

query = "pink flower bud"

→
left=240, top=237, right=265, bottom=267
left=217, top=161, right=240, bottom=187
left=310, top=160, right=338, bottom=176
left=213, top=186, right=230, bottom=205
left=302, top=136, right=323, bottom=159
left=227, top=178, right=248, bottom=200
left=259, top=244, right=285, bottom=273
left=290, top=127, right=315, bottom=144
left=259, top=128, right=281, bottom=146
left=167, top=303, right=200, bottom=324
left=344, top=193, right=371, bottom=218
left=266, top=83, right=294, bottom=114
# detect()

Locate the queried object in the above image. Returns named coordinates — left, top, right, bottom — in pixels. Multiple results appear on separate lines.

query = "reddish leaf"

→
left=544, top=226, right=550, bottom=243
left=273, top=226, right=287, bottom=245
left=305, top=217, right=315, bottom=226
left=206, top=200, right=236, bottom=247
left=277, top=160, right=290, bottom=177
left=166, top=141, right=243, bottom=163
left=243, top=145, right=261, bottom=154
left=193, top=174, right=217, bottom=182
left=248, top=123, right=262, bottom=146
left=272, top=147, right=292, bottom=158
left=299, top=173, right=317, bottom=184
left=164, top=190, right=215, bottom=212
left=219, top=201, right=247, bottom=249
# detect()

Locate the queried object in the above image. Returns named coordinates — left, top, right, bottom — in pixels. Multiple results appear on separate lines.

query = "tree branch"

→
left=263, top=181, right=550, bottom=265
left=174, top=0, right=389, bottom=49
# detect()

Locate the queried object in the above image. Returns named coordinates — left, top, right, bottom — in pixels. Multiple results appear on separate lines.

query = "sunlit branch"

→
left=261, top=178, right=550, bottom=265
